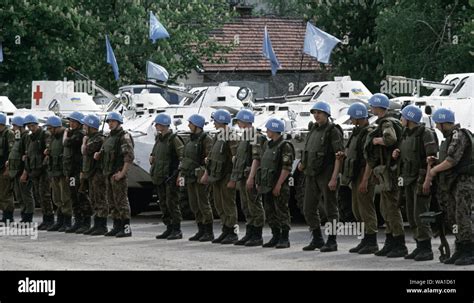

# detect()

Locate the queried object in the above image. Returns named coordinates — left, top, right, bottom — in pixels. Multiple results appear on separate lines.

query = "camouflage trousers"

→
left=88, top=173, right=108, bottom=218
left=404, top=181, right=432, bottom=241
left=69, top=174, right=92, bottom=218
left=263, top=183, right=291, bottom=230
left=31, top=171, right=53, bottom=216
left=51, top=176, right=73, bottom=216
left=0, top=173, right=14, bottom=212
left=303, top=170, right=339, bottom=231
left=237, top=179, right=265, bottom=227
left=187, top=181, right=213, bottom=225
left=438, top=175, right=473, bottom=242
left=380, top=187, right=405, bottom=237
left=351, top=173, right=378, bottom=235
left=157, top=180, right=182, bottom=226
left=13, top=176, right=34, bottom=214
left=212, top=174, right=237, bottom=229
left=105, top=175, right=131, bottom=220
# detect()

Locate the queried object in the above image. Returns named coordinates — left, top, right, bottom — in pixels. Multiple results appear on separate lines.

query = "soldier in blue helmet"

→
left=341, top=102, right=379, bottom=254
left=392, top=105, right=438, bottom=261
left=201, top=109, right=240, bottom=244
left=365, top=93, right=407, bottom=258
left=426, top=108, right=474, bottom=266
left=256, top=118, right=294, bottom=249
left=298, top=101, right=344, bottom=252
left=94, top=112, right=134, bottom=237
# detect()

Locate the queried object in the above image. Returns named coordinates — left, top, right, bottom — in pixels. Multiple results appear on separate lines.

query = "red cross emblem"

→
left=33, top=85, right=43, bottom=106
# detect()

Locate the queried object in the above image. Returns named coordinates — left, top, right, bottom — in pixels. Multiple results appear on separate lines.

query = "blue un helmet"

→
left=432, top=108, right=455, bottom=124
left=11, top=116, right=25, bottom=127
left=235, top=109, right=254, bottom=123
left=265, top=118, right=285, bottom=133
left=82, top=114, right=101, bottom=129
left=67, top=111, right=85, bottom=124
left=212, top=109, right=232, bottom=124
left=24, top=114, right=39, bottom=125
left=154, top=113, right=171, bottom=127
left=45, top=116, right=62, bottom=128
left=401, top=105, right=422, bottom=124
left=188, top=114, right=205, bottom=129
left=347, top=102, right=368, bottom=119
left=105, top=112, right=123, bottom=124
left=310, top=101, right=331, bottom=116
left=368, top=93, right=390, bottom=109
left=0, top=113, right=7, bottom=125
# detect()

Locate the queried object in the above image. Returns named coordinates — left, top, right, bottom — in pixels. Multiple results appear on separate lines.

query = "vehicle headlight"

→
left=237, top=87, right=249, bottom=101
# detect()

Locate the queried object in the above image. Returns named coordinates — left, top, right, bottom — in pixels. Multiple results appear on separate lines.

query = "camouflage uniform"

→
left=0, top=127, right=15, bottom=220
left=63, top=127, right=92, bottom=227
left=399, top=125, right=438, bottom=242
left=258, top=136, right=294, bottom=234
left=8, top=129, right=34, bottom=221
left=207, top=128, right=239, bottom=244
left=150, top=131, right=184, bottom=237
left=25, top=128, right=54, bottom=226
left=437, top=125, right=473, bottom=243
left=102, top=127, right=134, bottom=221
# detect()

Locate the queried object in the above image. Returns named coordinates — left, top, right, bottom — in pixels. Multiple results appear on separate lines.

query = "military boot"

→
left=1, top=210, right=14, bottom=223
left=21, top=213, right=34, bottom=223
left=167, top=223, right=183, bottom=240
left=405, top=240, right=420, bottom=260
left=358, top=233, right=379, bottom=254
left=221, top=226, right=239, bottom=245
left=320, top=235, right=337, bottom=252
left=116, top=219, right=132, bottom=238
left=234, top=225, right=253, bottom=246
left=443, top=241, right=462, bottom=264
left=75, top=216, right=91, bottom=234
left=454, top=242, right=474, bottom=266
left=156, top=225, right=173, bottom=239
left=84, top=217, right=98, bottom=235
left=303, top=229, right=325, bottom=251
left=59, top=215, right=72, bottom=232
left=245, top=225, right=263, bottom=247
left=38, top=215, right=49, bottom=230
left=104, top=219, right=121, bottom=236
left=414, top=239, right=434, bottom=262
left=263, top=228, right=280, bottom=248
left=349, top=238, right=366, bottom=253
left=387, top=235, right=408, bottom=258
left=199, top=223, right=215, bottom=242
left=66, top=215, right=83, bottom=233
left=90, top=217, right=108, bottom=236
left=275, top=229, right=290, bottom=249
left=47, top=212, right=64, bottom=232
left=375, top=233, right=394, bottom=256
left=212, top=226, right=230, bottom=244
left=189, top=223, right=204, bottom=241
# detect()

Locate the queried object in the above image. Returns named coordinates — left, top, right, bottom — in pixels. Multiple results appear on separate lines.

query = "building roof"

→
left=202, top=17, right=326, bottom=73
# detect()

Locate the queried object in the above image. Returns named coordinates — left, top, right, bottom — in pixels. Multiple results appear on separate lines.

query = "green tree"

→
left=0, top=0, right=235, bottom=105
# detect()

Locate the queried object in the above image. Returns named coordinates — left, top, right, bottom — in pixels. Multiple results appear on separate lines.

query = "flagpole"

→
left=296, top=51, right=304, bottom=92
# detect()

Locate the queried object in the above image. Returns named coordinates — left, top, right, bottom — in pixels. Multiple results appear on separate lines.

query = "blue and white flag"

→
left=0, top=42, right=3, bottom=63
left=262, top=26, right=280, bottom=76
left=105, top=35, right=119, bottom=80
left=303, top=22, right=341, bottom=64
left=146, top=61, right=169, bottom=82
left=149, top=11, right=170, bottom=43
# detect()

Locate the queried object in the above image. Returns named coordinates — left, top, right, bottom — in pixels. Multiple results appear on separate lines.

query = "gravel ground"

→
left=0, top=210, right=471, bottom=271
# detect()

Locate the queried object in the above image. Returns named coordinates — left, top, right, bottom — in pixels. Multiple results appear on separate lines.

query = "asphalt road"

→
left=0, top=210, right=471, bottom=270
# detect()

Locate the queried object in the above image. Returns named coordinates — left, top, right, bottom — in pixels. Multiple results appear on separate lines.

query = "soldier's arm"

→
left=431, top=130, right=468, bottom=175
left=117, top=134, right=134, bottom=176
left=330, top=128, right=344, bottom=179
left=173, top=136, right=184, bottom=161
left=275, top=143, right=294, bottom=187
left=423, top=130, right=439, bottom=157
left=248, top=137, right=264, bottom=183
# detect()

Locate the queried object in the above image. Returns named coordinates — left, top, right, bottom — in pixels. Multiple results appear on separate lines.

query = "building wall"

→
left=201, top=71, right=330, bottom=98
